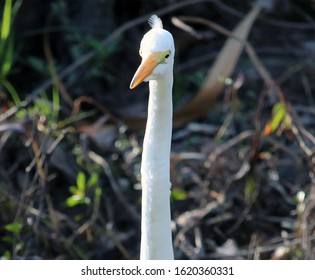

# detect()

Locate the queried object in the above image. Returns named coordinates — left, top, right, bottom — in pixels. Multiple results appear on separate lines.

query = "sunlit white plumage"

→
left=148, top=14, right=163, bottom=29
left=130, top=15, right=175, bottom=260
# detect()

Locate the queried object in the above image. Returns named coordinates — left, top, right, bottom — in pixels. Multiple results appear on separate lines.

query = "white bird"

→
left=130, top=15, right=175, bottom=260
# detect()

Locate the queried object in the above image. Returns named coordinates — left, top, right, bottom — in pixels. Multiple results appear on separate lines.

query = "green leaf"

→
left=95, top=186, right=102, bottom=197
left=269, top=102, right=286, bottom=132
left=1, top=35, right=14, bottom=76
left=1, top=0, right=12, bottom=41
left=69, top=185, right=78, bottom=194
left=76, top=172, right=86, bottom=192
left=94, top=186, right=102, bottom=204
left=171, top=188, right=187, bottom=201
left=66, top=195, right=85, bottom=207
left=34, top=97, right=51, bottom=116
left=4, top=222, right=22, bottom=235
left=87, top=172, right=98, bottom=188
left=1, top=79, right=20, bottom=105
left=245, top=173, right=256, bottom=204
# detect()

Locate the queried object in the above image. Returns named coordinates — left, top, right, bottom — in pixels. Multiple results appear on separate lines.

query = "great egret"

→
left=130, top=15, right=175, bottom=260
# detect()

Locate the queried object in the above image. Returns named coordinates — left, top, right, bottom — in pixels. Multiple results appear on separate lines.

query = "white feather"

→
left=148, top=14, right=163, bottom=29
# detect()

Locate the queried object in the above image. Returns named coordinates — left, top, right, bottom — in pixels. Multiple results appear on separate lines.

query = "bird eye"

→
left=164, top=51, right=171, bottom=59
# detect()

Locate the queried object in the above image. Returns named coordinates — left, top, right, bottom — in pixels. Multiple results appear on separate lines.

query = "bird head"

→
left=130, top=15, right=175, bottom=89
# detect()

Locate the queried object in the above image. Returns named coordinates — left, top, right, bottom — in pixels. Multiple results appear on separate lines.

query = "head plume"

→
left=148, top=15, right=163, bottom=29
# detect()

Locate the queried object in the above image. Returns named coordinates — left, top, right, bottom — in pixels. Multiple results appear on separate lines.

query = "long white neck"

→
left=140, top=73, right=174, bottom=260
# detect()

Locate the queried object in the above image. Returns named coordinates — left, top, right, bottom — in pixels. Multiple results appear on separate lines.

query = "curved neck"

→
left=140, top=74, right=174, bottom=260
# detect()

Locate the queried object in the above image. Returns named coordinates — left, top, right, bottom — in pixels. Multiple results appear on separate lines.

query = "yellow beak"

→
left=130, top=53, right=159, bottom=89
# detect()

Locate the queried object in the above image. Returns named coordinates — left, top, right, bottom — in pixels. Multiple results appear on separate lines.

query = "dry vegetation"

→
left=0, top=0, right=315, bottom=259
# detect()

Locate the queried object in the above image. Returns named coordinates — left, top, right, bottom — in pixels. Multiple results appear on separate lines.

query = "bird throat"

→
left=140, top=76, right=174, bottom=260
